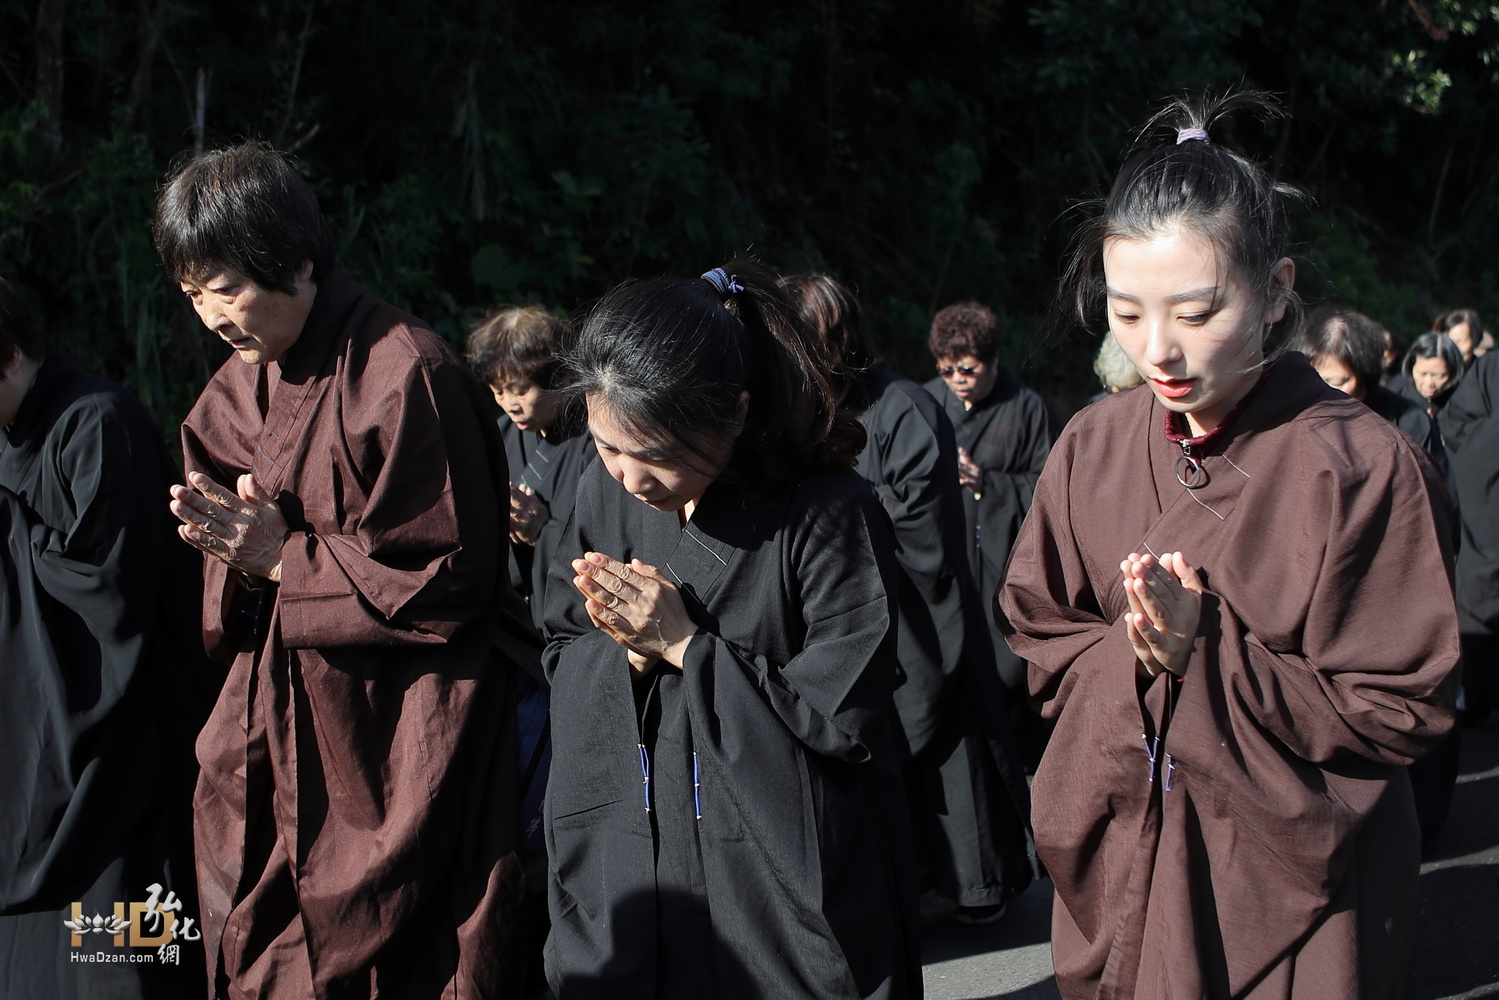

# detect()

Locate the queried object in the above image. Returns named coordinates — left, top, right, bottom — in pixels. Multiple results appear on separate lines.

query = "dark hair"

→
left=1403, top=332, right=1465, bottom=391
left=1286, top=304, right=1384, bottom=398
left=929, top=301, right=1001, bottom=363
left=467, top=306, right=568, bottom=390
left=565, top=258, right=864, bottom=494
left=153, top=141, right=334, bottom=294
left=780, top=272, right=872, bottom=401
left=1434, top=308, right=1483, bottom=349
left=1058, top=91, right=1302, bottom=348
left=0, top=278, right=43, bottom=366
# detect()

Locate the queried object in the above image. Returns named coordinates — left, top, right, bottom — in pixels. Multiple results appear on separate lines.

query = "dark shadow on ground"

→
left=1404, top=720, right=1499, bottom=1000
left=977, top=980, right=1063, bottom=1000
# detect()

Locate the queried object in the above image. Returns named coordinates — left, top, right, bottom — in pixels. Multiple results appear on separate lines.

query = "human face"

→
left=1311, top=354, right=1363, bottom=400
left=587, top=395, right=738, bottom=513
left=1103, top=225, right=1293, bottom=435
left=491, top=374, right=562, bottom=434
left=1411, top=356, right=1452, bottom=400
left=179, top=262, right=317, bottom=366
left=1446, top=323, right=1474, bottom=364
left=936, top=354, right=999, bottom=409
left=0, top=352, right=35, bottom=429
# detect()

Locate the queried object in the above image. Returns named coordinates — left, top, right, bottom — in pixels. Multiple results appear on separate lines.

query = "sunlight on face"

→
left=1103, top=224, right=1292, bottom=435
left=1411, top=356, right=1452, bottom=401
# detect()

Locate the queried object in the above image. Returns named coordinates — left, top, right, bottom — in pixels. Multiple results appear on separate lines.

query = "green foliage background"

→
left=3, top=0, right=1497, bottom=427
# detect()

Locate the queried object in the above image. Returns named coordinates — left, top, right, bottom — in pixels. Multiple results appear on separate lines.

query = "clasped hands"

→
left=509, top=483, right=549, bottom=546
left=571, top=551, right=696, bottom=675
left=169, top=472, right=289, bottom=582
left=1120, top=550, right=1204, bottom=680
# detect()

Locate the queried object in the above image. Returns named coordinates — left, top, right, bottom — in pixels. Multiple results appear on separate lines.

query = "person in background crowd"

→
left=1089, top=331, right=1145, bottom=403
left=923, top=302, right=1059, bottom=768
left=0, top=277, right=221, bottom=1000
left=543, top=260, right=921, bottom=998
left=1474, top=330, right=1494, bottom=356
left=784, top=271, right=1036, bottom=926
left=467, top=306, right=593, bottom=634
left=1400, top=332, right=1466, bottom=461
left=157, top=141, right=533, bottom=999
left=1289, top=304, right=1429, bottom=443
left=999, top=91, right=1458, bottom=999
left=1380, top=325, right=1402, bottom=381
left=1442, top=346, right=1499, bottom=726
left=1435, top=308, right=1483, bottom=371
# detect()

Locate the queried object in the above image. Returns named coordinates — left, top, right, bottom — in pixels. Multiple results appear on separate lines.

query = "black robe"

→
left=922, top=371, right=1057, bottom=694
left=501, top=407, right=594, bottom=634
left=0, top=353, right=221, bottom=999
left=849, top=368, right=1034, bottom=907
left=542, top=462, right=921, bottom=999
left=1442, top=351, right=1499, bottom=714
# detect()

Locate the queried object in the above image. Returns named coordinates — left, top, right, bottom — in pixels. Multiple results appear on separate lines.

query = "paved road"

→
left=921, top=719, right=1499, bottom=1000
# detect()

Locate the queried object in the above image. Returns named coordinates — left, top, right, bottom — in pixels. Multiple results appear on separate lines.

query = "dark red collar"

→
left=1162, top=371, right=1267, bottom=453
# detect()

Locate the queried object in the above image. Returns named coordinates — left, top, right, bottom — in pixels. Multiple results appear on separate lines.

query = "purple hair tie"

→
left=701, top=267, right=744, bottom=296
left=1176, top=127, right=1210, bottom=145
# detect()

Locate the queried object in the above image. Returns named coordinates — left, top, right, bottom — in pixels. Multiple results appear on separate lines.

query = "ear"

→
left=296, top=259, right=315, bottom=284
left=735, top=390, right=750, bottom=423
left=1263, top=257, right=1296, bottom=324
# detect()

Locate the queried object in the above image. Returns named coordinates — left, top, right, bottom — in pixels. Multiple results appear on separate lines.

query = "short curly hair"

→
left=466, top=306, right=568, bottom=390
left=929, top=301, right=999, bottom=362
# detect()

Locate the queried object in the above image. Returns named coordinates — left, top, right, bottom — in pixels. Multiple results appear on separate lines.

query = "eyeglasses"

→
left=935, top=363, right=982, bottom=378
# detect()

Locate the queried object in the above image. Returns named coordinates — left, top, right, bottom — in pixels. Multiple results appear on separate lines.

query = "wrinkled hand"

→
left=169, top=472, right=289, bottom=582
left=957, top=447, right=983, bottom=494
left=1120, top=550, right=1204, bottom=679
left=571, top=552, right=696, bottom=673
left=509, top=483, right=549, bottom=546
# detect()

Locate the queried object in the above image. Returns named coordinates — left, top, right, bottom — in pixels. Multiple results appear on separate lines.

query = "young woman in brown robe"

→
left=998, top=93, right=1460, bottom=999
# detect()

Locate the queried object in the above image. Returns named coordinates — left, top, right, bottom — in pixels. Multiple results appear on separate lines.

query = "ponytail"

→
left=565, top=258, right=864, bottom=496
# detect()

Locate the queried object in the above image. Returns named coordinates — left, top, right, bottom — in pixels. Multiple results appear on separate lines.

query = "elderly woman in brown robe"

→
left=999, top=92, right=1458, bottom=999
left=158, top=142, right=531, bottom=998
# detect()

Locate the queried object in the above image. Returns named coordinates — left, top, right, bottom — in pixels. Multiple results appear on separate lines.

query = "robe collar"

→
left=3, top=352, right=70, bottom=449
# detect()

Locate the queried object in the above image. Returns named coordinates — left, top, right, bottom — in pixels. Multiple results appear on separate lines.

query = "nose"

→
left=1141, top=319, right=1182, bottom=371
left=615, top=456, right=659, bottom=498
left=193, top=299, right=228, bottom=334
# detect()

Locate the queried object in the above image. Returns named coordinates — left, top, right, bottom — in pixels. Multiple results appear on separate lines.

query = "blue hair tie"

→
left=701, top=267, right=744, bottom=296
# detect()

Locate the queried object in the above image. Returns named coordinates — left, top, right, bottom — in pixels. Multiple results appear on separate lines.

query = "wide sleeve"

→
left=997, top=432, right=1135, bottom=718
left=681, top=485, right=899, bottom=763
left=271, top=349, right=505, bottom=649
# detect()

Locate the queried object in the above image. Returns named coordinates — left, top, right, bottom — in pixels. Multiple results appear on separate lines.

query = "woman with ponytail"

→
left=998, top=93, right=1459, bottom=998
left=540, top=260, right=920, bottom=998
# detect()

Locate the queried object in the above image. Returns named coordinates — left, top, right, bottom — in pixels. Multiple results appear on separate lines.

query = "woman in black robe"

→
left=921, top=302, right=1059, bottom=767
left=542, top=261, right=921, bottom=999
left=784, top=272, right=1036, bottom=924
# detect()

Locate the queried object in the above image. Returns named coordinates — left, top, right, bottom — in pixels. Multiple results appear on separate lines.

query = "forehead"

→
left=1412, top=356, right=1449, bottom=372
left=1102, top=226, right=1228, bottom=291
left=179, top=265, right=244, bottom=290
left=586, top=396, right=673, bottom=451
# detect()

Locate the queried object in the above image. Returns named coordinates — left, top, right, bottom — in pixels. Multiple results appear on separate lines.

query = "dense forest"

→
left=2, top=0, right=1497, bottom=428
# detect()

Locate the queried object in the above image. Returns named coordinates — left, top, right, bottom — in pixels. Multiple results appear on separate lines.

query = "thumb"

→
left=239, top=473, right=272, bottom=507
left=1169, top=552, right=1205, bottom=595
left=631, top=558, right=671, bottom=584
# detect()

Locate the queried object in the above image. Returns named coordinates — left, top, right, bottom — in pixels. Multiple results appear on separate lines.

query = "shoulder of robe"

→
left=1283, top=392, right=1433, bottom=488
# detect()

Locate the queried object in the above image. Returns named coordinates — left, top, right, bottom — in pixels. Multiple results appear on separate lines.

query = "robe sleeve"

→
left=680, top=486, right=897, bottom=763
left=544, top=475, right=898, bottom=764
left=997, top=431, right=1136, bottom=718
left=263, top=346, right=501, bottom=649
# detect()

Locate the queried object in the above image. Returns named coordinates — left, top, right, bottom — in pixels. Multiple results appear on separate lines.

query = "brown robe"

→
left=998, top=355, right=1459, bottom=1000
left=181, top=273, right=528, bottom=1000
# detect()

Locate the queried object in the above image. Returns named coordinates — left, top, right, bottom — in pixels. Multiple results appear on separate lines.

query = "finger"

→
left=582, top=552, right=642, bottom=597
left=188, top=472, right=240, bottom=509
left=1168, top=552, right=1206, bottom=595
left=170, top=484, right=223, bottom=520
left=239, top=473, right=273, bottom=507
